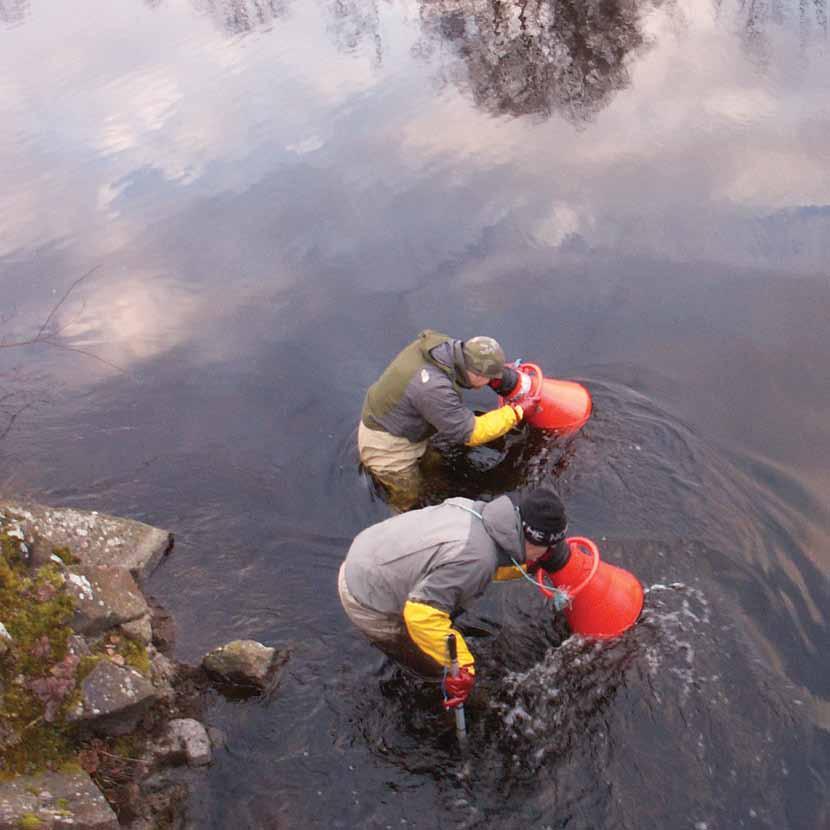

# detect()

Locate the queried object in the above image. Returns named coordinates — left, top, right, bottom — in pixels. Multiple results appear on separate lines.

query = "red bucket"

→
left=536, top=537, right=644, bottom=638
left=501, top=363, right=591, bottom=435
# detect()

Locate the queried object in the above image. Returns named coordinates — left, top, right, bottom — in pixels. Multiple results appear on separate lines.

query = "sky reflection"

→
left=0, top=0, right=828, bottom=382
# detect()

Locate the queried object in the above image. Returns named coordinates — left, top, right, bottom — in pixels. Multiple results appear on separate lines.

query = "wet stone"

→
left=167, top=719, right=212, bottom=767
left=202, top=640, right=284, bottom=689
left=0, top=769, right=118, bottom=829
left=70, top=659, right=159, bottom=736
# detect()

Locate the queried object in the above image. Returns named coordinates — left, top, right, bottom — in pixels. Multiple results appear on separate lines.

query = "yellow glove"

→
left=403, top=600, right=476, bottom=673
left=465, top=404, right=523, bottom=447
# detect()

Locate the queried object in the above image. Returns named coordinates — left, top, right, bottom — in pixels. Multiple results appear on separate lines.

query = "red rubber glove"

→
left=517, top=396, right=539, bottom=418
left=443, top=667, right=475, bottom=709
left=488, top=366, right=520, bottom=396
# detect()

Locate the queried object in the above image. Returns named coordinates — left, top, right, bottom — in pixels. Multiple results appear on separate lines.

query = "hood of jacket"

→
left=428, top=339, right=472, bottom=389
left=477, top=495, right=526, bottom=564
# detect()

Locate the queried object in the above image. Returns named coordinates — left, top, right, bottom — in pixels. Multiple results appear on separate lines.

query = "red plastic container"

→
left=502, top=363, right=592, bottom=435
left=536, top=537, right=644, bottom=638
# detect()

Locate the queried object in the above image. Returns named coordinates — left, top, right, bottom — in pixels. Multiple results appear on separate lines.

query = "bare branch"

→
left=0, top=266, right=99, bottom=349
left=34, top=265, right=100, bottom=341
left=39, top=338, right=128, bottom=375
left=0, top=399, right=34, bottom=441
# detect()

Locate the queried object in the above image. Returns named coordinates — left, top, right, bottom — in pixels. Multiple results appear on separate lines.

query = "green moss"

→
left=54, top=797, right=73, bottom=817
left=51, top=546, right=78, bottom=566
left=119, top=637, right=151, bottom=676
left=17, top=814, right=43, bottom=829
left=0, top=528, right=78, bottom=776
left=76, top=654, right=105, bottom=682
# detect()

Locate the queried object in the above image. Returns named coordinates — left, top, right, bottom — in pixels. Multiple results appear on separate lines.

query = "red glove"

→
left=443, top=666, right=475, bottom=709
left=488, top=366, right=520, bottom=396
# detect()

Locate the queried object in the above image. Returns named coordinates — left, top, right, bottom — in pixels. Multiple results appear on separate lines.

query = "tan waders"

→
left=337, top=563, right=443, bottom=677
left=357, top=422, right=428, bottom=512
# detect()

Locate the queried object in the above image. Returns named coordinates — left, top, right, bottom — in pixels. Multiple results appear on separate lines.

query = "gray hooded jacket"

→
left=343, top=495, right=525, bottom=616
left=362, top=337, right=476, bottom=445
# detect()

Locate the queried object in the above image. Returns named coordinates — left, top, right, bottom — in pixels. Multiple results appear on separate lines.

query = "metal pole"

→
left=446, top=633, right=467, bottom=740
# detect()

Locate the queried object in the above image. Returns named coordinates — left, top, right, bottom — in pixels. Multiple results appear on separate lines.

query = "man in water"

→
left=358, top=329, right=534, bottom=511
left=338, top=487, right=569, bottom=707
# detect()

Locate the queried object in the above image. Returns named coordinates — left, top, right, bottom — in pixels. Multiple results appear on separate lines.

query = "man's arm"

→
left=465, top=404, right=523, bottom=446
left=403, top=553, right=491, bottom=672
left=402, top=600, right=475, bottom=672
left=414, top=372, right=524, bottom=446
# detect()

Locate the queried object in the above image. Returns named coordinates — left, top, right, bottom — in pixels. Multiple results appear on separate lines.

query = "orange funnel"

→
left=502, top=363, right=591, bottom=435
left=537, top=537, right=644, bottom=638
left=530, top=376, right=592, bottom=434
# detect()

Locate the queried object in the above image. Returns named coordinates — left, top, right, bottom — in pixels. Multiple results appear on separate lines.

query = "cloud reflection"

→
left=0, top=0, right=828, bottom=384
left=45, top=272, right=205, bottom=377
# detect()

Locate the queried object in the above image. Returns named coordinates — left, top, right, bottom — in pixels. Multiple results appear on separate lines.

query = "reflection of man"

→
left=358, top=330, right=534, bottom=511
left=338, top=487, right=570, bottom=707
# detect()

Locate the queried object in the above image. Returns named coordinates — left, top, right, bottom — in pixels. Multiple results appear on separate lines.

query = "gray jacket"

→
left=363, top=339, right=476, bottom=444
left=343, top=495, right=525, bottom=616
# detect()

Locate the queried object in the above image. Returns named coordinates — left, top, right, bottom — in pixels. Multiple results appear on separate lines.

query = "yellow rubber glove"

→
left=465, top=404, right=523, bottom=447
left=403, top=600, right=476, bottom=673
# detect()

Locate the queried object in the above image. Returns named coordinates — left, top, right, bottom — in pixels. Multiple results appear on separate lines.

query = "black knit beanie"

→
left=519, top=488, right=568, bottom=546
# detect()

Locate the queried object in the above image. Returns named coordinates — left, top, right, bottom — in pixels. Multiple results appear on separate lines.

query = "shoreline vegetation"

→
left=0, top=501, right=288, bottom=829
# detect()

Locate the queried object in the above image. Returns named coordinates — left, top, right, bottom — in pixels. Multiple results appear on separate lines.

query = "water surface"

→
left=1, top=0, right=828, bottom=827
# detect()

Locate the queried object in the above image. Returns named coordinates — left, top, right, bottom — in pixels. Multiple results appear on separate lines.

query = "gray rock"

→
left=0, top=623, right=10, bottom=657
left=69, top=659, right=159, bottom=736
left=0, top=769, right=118, bottom=829
left=65, top=565, right=150, bottom=636
left=167, top=719, right=212, bottom=766
left=139, top=773, right=188, bottom=827
left=0, top=501, right=173, bottom=581
left=67, top=633, right=92, bottom=659
left=122, top=821, right=156, bottom=830
left=202, top=640, right=283, bottom=688
left=149, top=650, right=178, bottom=687
left=121, top=614, right=153, bottom=646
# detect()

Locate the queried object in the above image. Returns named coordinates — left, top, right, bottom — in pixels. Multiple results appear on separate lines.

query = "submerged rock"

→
left=153, top=718, right=212, bottom=767
left=0, top=769, right=118, bottom=829
left=202, top=640, right=288, bottom=689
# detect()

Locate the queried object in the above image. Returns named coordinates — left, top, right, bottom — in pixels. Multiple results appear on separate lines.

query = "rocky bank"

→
left=0, top=501, right=289, bottom=829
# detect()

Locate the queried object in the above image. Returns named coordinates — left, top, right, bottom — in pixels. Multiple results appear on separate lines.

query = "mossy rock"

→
left=0, top=523, right=78, bottom=775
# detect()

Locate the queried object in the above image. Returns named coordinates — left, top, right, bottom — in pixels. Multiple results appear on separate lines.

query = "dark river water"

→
left=1, top=0, right=829, bottom=827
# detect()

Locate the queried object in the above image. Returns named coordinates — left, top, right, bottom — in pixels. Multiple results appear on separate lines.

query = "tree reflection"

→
left=323, top=0, right=383, bottom=65
left=189, top=0, right=292, bottom=34
left=730, top=0, right=827, bottom=64
left=414, top=0, right=652, bottom=123
left=0, top=0, right=28, bottom=26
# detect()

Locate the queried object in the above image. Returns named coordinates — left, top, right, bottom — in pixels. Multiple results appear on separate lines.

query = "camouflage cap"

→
left=462, top=336, right=506, bottom=379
